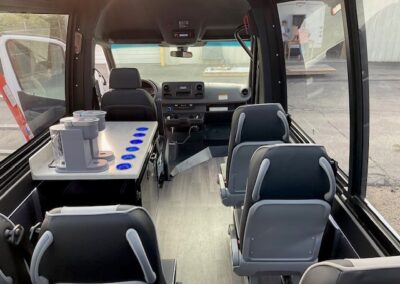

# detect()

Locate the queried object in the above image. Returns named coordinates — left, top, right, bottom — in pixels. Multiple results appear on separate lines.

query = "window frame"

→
left=94, top=43, right=110, bottom=96
left=342, top=0, right=370, bottom=199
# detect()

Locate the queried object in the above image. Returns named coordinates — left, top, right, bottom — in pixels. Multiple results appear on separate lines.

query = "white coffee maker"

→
left=49, top=111, right=114, bottom=173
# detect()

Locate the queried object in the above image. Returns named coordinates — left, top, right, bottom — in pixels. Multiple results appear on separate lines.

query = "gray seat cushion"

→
left=239, top=144, right=336, bottom=243
left=226, top=103, right=290, bottom=182
left=30, top=205, right=167, bottom=284
left=300, top=256, right=400, bottom=284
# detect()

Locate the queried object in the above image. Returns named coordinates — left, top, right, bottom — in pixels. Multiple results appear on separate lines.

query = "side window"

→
left=278, top=1, right=350, bottom=174
left=356, top=0, right=400, bottom=235
left=0, top=13, right=68, bottom=162
left=94, top=44, right=109, bottom=96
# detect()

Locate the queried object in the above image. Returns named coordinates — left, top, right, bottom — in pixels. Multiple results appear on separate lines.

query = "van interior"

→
left=0, top=0, right=400, bottom=284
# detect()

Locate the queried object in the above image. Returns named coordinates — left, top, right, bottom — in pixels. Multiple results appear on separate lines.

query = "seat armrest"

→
left=161, top=259, right=177, bottom=284
left=219, top=173, right=229, bottom=201
left=219, top=173, right=245, bottom=207
left=218, top=173, right=227, bottom=191
left=229, top=224, right=241, bottom=267
left=219, top=177, right=245, bottom=207
left=220, top=163, right=227, bottom=182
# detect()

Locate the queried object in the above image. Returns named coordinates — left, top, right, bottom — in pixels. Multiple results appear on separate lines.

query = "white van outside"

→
left=0, top=34, right=66, bottom=144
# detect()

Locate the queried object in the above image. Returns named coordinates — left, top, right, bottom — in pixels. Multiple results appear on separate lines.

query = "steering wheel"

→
left=141, top=79, right=158, bottom=97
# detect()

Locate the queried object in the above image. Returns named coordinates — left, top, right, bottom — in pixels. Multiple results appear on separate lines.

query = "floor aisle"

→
left=155, top=158, right=245, bottom=284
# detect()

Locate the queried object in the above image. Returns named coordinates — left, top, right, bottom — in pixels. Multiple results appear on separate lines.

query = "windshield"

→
left=111, top=41, right=251, bottom=85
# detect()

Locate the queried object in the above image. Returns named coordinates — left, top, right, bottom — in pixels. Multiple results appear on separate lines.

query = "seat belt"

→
left=330, top=159, right=338, bottom=176
left=0, top=214, right=32, bottom=283
left=93, top=80, right=102, bottom=109
left=5, top=223, right=34, bottom=263
left=286, top=113, right=292, bottom=127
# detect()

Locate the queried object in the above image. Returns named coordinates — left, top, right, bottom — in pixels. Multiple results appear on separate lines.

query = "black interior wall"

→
left=70, top=1, right=105, bottom=111
left=247, top=0, right=287, bottom=109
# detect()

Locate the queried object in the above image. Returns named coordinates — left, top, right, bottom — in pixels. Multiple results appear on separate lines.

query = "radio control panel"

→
left=161, top=82, right=206, bottom=127
left=162, top=82, right=204, bottom=99
left=162, top=103, right=206, bottom=127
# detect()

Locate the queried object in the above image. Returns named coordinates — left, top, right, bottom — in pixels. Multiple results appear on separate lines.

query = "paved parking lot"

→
left=0, top=97, right=25, bottom=161
left=287, top=61, right=400, bottom=233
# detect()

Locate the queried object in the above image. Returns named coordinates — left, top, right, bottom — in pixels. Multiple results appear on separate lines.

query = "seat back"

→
left=30, top=205, right=166, bottom=284
left=239, top=144, right=336, bottom=265
left=300, top=256, right=400, bottom=284
left=226, top=103, right=289, bottom=195
left=101, top=68, right=156, bottom=121
left=0, top=214, right=31, bottom=284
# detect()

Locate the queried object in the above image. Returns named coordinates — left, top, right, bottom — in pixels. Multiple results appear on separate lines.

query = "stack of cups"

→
left=73, top=110, right=107, bottom=131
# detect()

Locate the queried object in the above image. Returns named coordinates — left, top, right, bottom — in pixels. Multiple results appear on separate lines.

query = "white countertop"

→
left=29, top=121, right=158, bottom=180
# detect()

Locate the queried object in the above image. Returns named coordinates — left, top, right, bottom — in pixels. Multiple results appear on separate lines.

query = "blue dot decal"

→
left=130, top=139, right=143, bottom=145
left=116, top=163, right=132, bottom=170
left=126, top=146, right=140, bottom=152
left=136, top=127, right=149, bottom=131
left=133, top=133, right=146, bottom=138
left=121, top=154, right=136, bottom=160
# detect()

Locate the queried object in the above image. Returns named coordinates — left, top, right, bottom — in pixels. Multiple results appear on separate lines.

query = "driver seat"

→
left=101, top=68, right=157, bottom=121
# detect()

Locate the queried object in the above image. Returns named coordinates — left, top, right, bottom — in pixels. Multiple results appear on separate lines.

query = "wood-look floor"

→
left=155, top=158, right=245, bottom=284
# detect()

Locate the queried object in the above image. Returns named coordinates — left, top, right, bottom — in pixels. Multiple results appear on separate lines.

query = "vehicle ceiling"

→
left=0, top=0, right=344, bottom=46
left=0, top=0, right=250, bottom=45
left=95, top=0, right=250, bottom=45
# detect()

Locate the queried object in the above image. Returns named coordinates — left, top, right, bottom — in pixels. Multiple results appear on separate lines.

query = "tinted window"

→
left=278, top=1, right=350, bottom=173
left=356, top=0, right=400, bottom=236
left=0, top=13, right=68, bottom=162
left=111, top=42, right=251, bottom=85
left=94, top=44, right=110, bottom=96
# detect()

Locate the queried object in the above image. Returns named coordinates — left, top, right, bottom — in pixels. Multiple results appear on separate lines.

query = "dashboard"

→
left=159, top=81, right=251, bottom=128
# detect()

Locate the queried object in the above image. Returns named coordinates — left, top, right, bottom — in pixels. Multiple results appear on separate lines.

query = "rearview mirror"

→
left=170, top=47, right=193, bottom=58
left=170, top=50, right=193, bottom=58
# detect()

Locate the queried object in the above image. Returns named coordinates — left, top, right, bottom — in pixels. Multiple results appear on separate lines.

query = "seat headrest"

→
left=30, top=205, right=162, bottom=284
left=248, top=144, right=336, bottom=203
left=109, top=68, right=142, bottom=89
left=230, top=103, right=290, bottom=146
left=300, top=256, right=400, bottom=284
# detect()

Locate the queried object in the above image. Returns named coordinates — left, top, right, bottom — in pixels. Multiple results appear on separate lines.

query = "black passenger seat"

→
left=30, top=205, right=174, bottom=284
left=102, top=68, right=157, bottom=121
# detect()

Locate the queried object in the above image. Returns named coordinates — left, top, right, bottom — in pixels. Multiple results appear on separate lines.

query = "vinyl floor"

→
left=155, top=158, right=245, bottom=284
left=155, top=158, right=282, bottom=284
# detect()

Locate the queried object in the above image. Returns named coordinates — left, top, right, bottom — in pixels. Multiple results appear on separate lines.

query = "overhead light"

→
left=295, top=1, right=307, bottom=8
